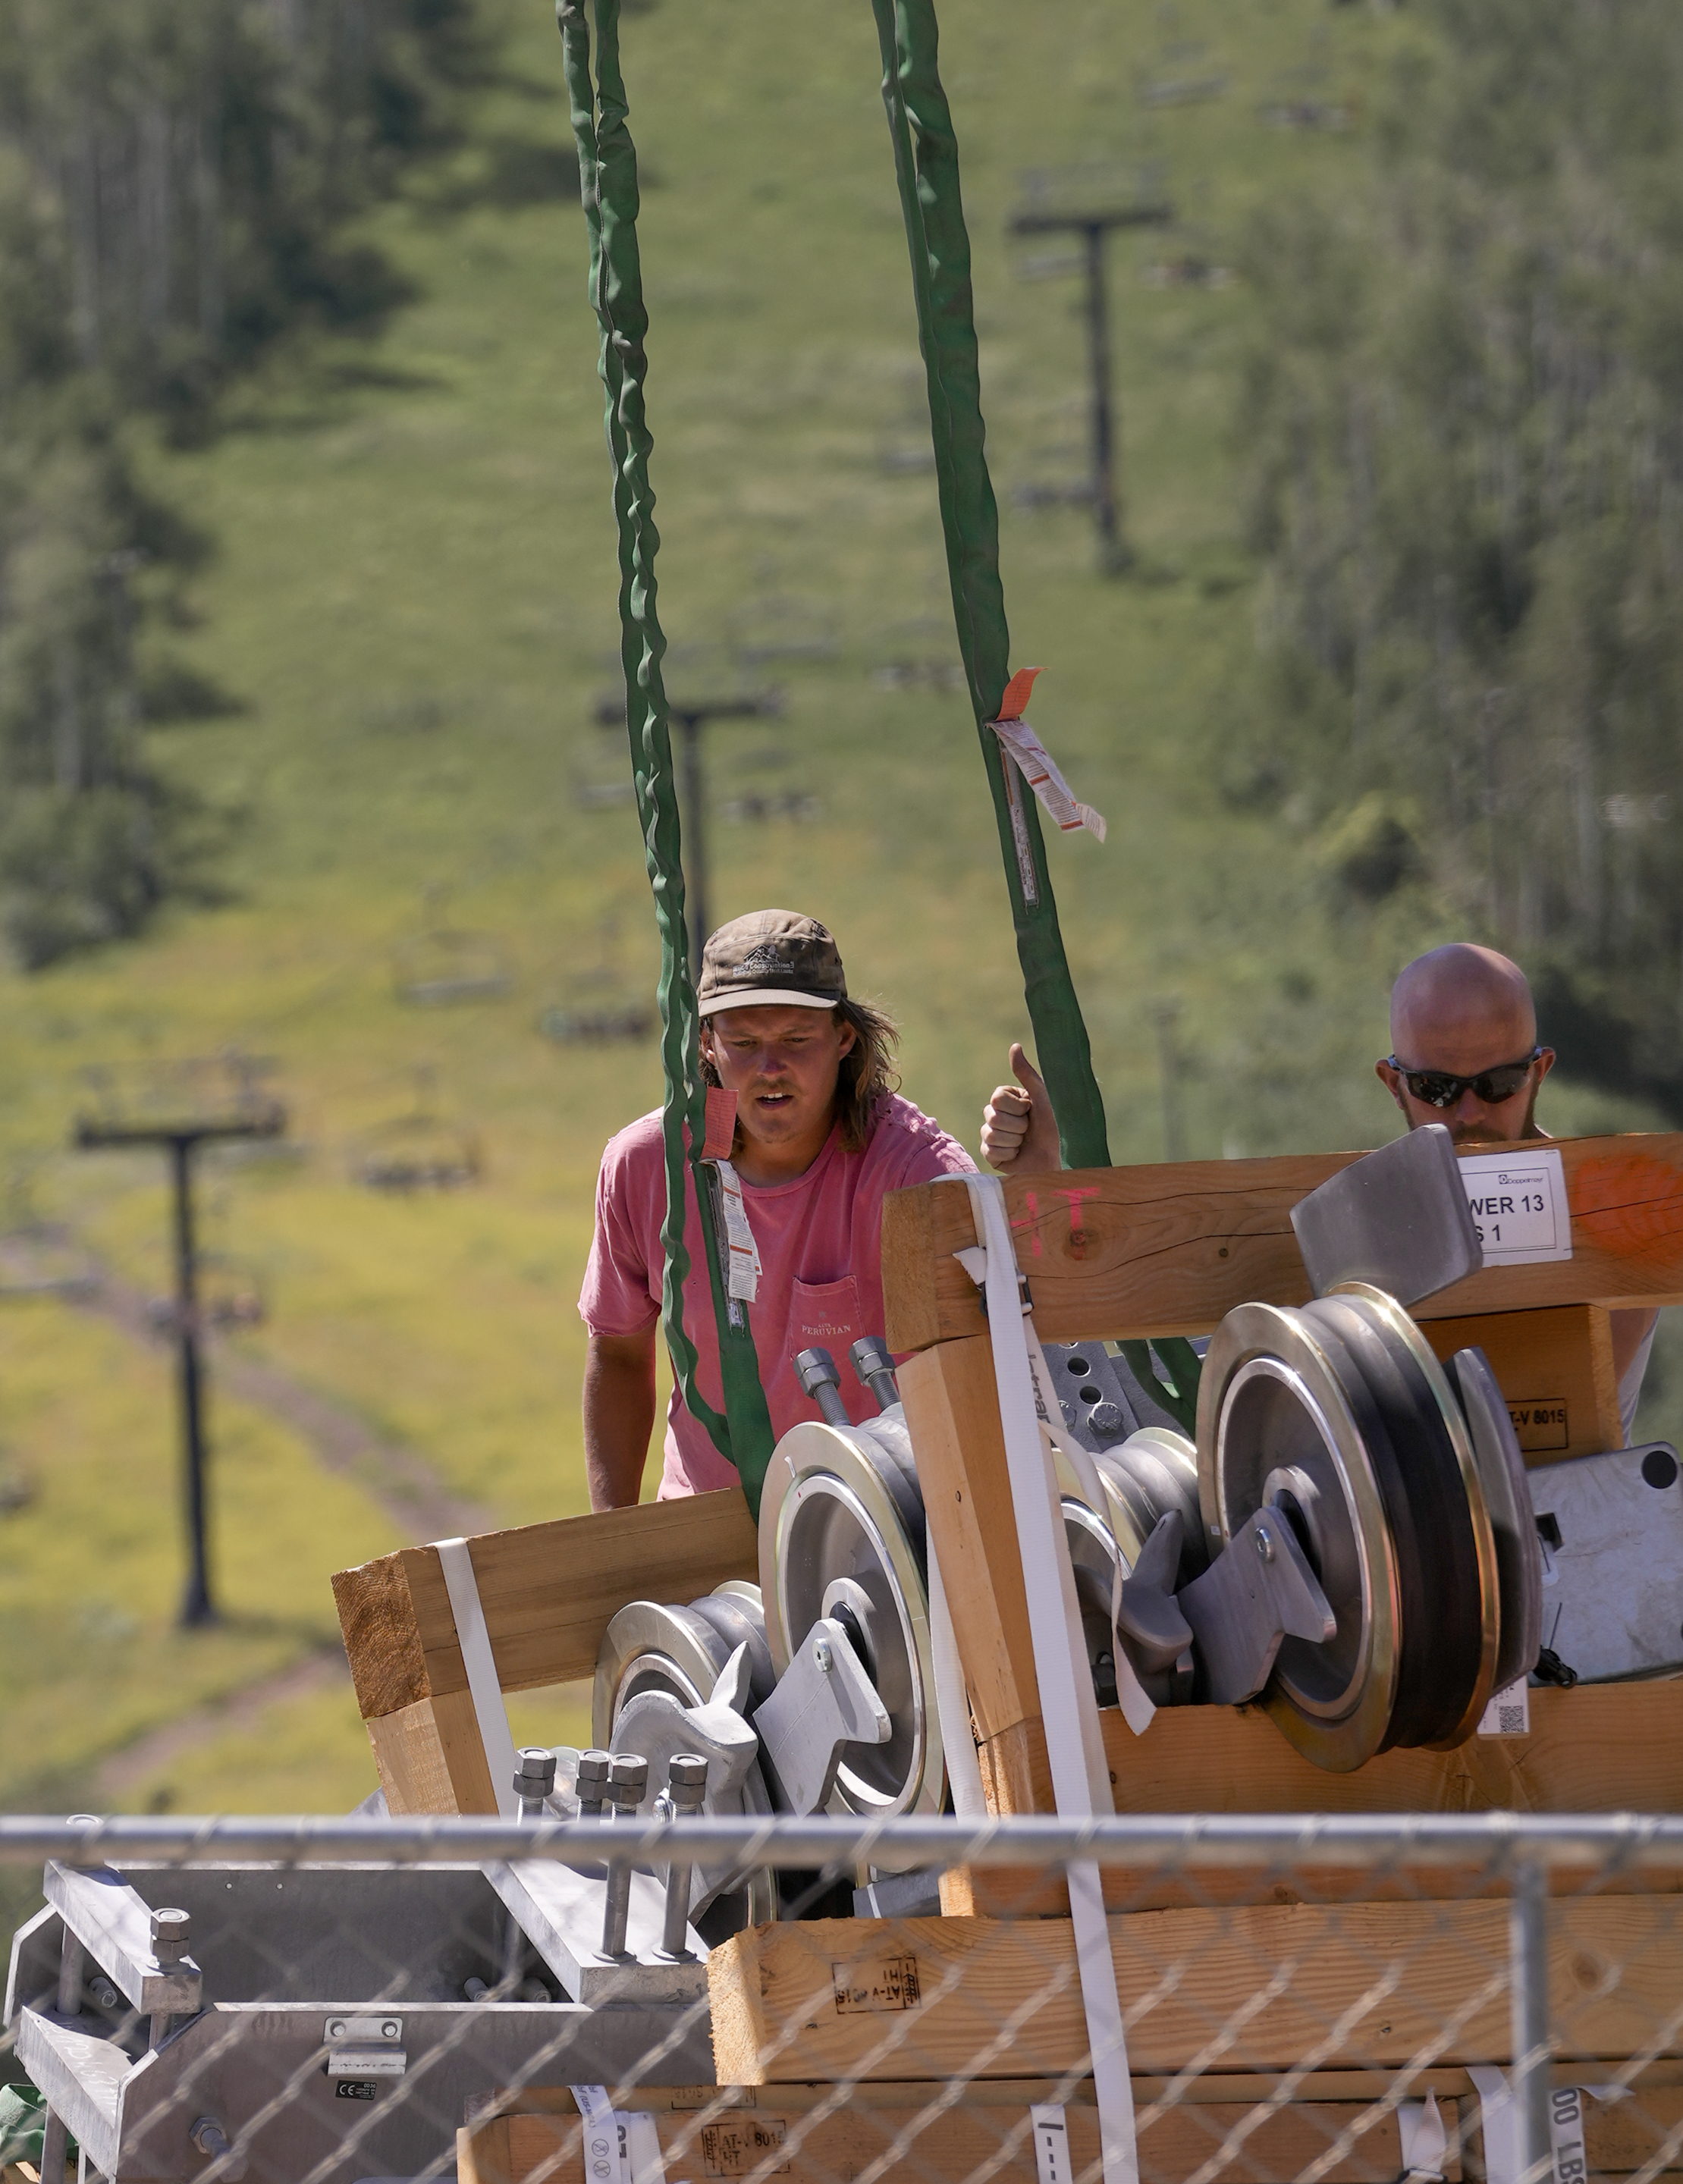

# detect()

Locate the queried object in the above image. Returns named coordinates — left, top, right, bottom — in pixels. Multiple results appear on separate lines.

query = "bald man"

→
left=981, top=941, right=1658, bottom=1442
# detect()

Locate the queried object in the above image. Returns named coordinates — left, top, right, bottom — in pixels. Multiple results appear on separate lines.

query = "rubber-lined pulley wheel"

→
left=1198, top=1288, right=1502, bottom=1770
left=759, top=1410, right=946, bottom=1825
left=1198, top=1301, right=1399, bottom=1770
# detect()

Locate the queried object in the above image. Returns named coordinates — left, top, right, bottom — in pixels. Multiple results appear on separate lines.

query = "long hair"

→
left=699, top=998, right=902, bottom=1155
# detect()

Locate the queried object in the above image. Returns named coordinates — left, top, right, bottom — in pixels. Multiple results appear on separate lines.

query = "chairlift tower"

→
left=595, top=690, right=784, bottom=980
left=73, top=1071, right=286, bottom=1627
left=1009, top=193, right=1173, bottom=571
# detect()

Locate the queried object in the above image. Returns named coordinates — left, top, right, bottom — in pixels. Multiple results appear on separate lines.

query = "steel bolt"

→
left=515, top=1746, right=557, bottom=1820
left=151, top=1907, right=191, bottom=1963
left=598, top=1754, right=648, bottom=1960
left=1088, top=1399, right=1124, bottom=1438
left=1254, top=1522, right=1275, bottom=1564
left=660, top=1753, right=709, bottom=1959
left=814, top=1637, right=834, bottom=1673
left=576, top=1749, right=612, bottom=1818
left=608, top=1753, right=648, bottom=1815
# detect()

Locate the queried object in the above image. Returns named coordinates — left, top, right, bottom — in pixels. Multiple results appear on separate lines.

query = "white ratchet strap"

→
left=1021, top=1321, right=1157, bottom=1739
left=928, top=1534, right=987, bottom=1820
left=571, top=2086, right=667, bottom=2184
left=1467, top=2070, right=1628, bottom=2184
left=962, top=1174, right=1140, bottom=2184
left=435, top=1536, right=520, bottom=1820
left=1396, top=2091, right=1447, bottom=2182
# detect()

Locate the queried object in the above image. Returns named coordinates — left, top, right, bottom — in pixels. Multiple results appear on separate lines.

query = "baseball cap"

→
left=696, top=910, right=848, bottom=1016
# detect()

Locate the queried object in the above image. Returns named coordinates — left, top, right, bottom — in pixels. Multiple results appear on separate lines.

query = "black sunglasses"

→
left=1386, top=1048, right=1543, bottom=1110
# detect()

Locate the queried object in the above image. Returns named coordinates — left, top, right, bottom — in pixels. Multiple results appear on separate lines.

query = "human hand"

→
left=981, top=1042, right=1063, bottom=1172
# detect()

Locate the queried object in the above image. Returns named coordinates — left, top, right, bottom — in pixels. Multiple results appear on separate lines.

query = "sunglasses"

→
left=1386, top=1049, right=1543, bottom=1110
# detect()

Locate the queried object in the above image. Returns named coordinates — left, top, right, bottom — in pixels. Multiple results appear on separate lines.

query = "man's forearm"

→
left=583, top=1344, right=658, bottom=1510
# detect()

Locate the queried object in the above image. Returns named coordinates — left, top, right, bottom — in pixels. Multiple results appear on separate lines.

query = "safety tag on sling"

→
left=988, top=667, right=1107, bottom=846
left=714, top=1159, right=761, bottom=1302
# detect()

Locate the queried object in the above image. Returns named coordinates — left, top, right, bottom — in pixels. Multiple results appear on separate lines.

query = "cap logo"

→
left=736, top=945, right=788, bottom=977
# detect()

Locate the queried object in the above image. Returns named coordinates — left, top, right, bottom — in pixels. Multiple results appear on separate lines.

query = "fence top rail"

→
left=3, top=1810, right=1682, bottom=1873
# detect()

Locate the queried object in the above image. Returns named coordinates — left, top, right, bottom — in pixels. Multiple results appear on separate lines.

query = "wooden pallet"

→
left=456, top=2076, right=1683, bottom=2184
left=456, top=2078, right=1465, bottom=2184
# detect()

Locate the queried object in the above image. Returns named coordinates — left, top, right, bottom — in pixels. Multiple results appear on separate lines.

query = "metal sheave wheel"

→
left=1197, top=1286, right=1502, bottom=1771
left=759, top=1409, right=946, bottom=1823
left=593, top=1586, right=778, bottom=1932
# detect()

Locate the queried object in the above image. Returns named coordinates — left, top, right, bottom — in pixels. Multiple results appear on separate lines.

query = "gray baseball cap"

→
left=696, top=910, right=848, bottom=1016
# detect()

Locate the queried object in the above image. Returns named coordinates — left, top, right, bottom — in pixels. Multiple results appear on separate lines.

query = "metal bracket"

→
left=1116, top=1511, right=1195, bottom=1674
left=1290, top=1124, right=1482, bottom=1305
left=752, top=1617, right=890, bottom=1816
left=43, top=1866, right=201, bottom=2019
left=1176, top=1507, right=1336, bottom=1705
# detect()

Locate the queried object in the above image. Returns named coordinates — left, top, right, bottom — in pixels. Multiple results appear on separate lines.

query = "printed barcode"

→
left=1498, top=1705, right=1525, bottom=1734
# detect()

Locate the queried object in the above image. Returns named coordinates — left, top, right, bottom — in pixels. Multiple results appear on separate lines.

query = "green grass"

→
left=0, top=0, right=1677, bottom=1818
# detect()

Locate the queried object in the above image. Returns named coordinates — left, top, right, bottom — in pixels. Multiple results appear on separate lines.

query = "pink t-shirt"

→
left=579, top=1094, right=976, bottom=1497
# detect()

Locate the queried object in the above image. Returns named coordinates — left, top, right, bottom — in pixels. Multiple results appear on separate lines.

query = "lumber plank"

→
left=897, top=1335, right=1037, bottom=1746
left=1422, top=1304, right=1621, bottom=1463
left=708, top=1901, right=1683, bottom=2085
left=367, top=1688, right=498, bottom=1815
left=333, top=1487, right=758, bottom=1723
left=881, top=1134, right=1683, bottom=1351
left=459, top=2083, right=1448, bottom=2184
left=964, top=1681, right=1683, bottom=1858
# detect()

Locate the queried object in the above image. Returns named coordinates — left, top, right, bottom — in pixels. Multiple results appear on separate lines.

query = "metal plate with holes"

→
left=758, top=1410, right=944, bottom=1826
left=1528, top=1441, right=1683, bottom=1683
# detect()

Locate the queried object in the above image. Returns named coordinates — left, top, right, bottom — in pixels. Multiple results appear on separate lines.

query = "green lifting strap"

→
left=557, top=0, right=778, bottom=1514
left=869, top=0, right=1201, bottom=1435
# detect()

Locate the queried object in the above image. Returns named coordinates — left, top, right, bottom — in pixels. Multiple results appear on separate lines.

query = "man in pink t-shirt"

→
left=579, top=908, right=975, bottom=1507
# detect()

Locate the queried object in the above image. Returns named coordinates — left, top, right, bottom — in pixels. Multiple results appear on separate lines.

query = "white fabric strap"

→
left=1031, top=2103, right=1072, bottom=2184
left=714, top=1159, right=761, bottom=1301
left=1397, top=2092, right=1447, bottom=2181
left=435, top=1536, right=520, bottom=1820
left=570, top=2087, right=666, bottom=2184
left=962, top=1174, right=1139, bottom=2184
left=1020, top=1318, right=1157, bottom=1738
left=928, top=1533, right=987, bottom=1820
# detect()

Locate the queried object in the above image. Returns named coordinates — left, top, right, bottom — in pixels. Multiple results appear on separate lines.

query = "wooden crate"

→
left=883, top=1132, right=1683, bottom=1824
left=332, top=1488, right=757, bottom=1813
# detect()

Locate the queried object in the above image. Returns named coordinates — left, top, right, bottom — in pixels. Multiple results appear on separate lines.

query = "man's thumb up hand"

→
left=981, top=1042, right=1063, bottom=1172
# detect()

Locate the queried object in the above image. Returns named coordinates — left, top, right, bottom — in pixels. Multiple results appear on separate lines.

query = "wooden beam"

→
left=457, top=2079, right=1456, bottom=2184
left=881, top=1134, right=1683, bottom=1351
left=897, top=1335, right=1038, bottom=1746
left=708, top=1900, right=1683, bottom=2085
left=366, top=1690, right=498, bottom=1817
left=1422, top=1304, right=1621, bottom=1463
left=331, top=1487, right=758, bottom=1724
left=947, top=1684, right=1683, bottom=1910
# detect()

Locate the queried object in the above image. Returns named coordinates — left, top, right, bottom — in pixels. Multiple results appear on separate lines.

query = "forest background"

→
left=0, top=0, right=1679, bottom=1825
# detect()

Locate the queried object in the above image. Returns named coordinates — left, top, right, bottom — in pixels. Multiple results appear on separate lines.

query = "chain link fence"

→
left=1, top=1813, right=1679, bottom=2184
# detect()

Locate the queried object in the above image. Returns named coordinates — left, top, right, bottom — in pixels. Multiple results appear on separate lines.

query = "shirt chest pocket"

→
left=790, top=1275, right=864, bottom=1356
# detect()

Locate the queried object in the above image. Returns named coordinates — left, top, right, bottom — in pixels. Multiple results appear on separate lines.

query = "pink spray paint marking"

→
left=1010, top=1189, right=1045, bottom=1258
left=1055, top=1185, right=1101, bottom=1260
